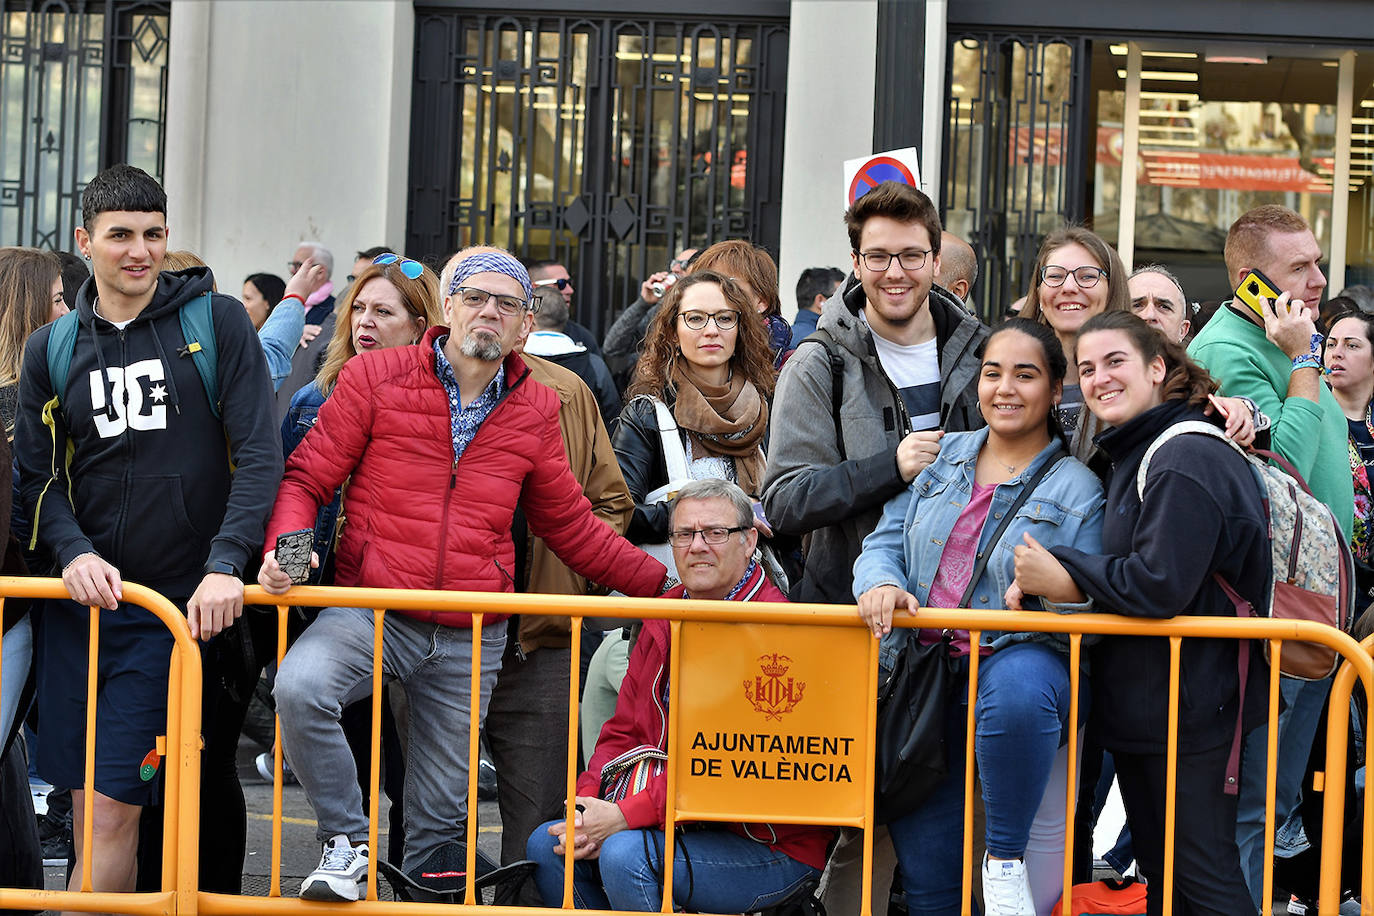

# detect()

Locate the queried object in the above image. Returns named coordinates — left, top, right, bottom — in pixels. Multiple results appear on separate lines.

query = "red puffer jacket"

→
left=264, top=326, right=668, bottom=627
left=581, top=563, right=834, bottom=870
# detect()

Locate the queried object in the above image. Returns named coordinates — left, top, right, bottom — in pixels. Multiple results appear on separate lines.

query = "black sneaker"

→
left=36, top=809, right=72, bottom=867
left=40, top=828, right=72, bottom=867
left=477, top=758, right=498, bottom=801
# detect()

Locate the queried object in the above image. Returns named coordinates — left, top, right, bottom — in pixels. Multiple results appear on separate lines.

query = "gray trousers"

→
left=274, top=607, right=505, bottom=872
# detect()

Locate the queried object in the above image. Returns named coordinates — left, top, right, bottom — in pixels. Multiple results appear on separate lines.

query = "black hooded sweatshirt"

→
left=1051, top=400, right=1270, bottom=755
left=16, top=267, right=283, bottom=598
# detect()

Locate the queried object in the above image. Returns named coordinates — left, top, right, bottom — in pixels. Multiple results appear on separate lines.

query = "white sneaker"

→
left=982, top=854, right=1035, bottom=916
left=300, top=834, right=368, bottom=902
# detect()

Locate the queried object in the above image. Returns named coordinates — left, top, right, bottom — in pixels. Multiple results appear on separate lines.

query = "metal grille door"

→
left=941, top=31, right=1089, bottom=322
left=0, top=1, right=170, bottom=249
left=408, top=8, right=788, bottom=336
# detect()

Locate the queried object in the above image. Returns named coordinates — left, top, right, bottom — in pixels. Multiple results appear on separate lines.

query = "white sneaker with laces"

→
left=300, top=834, right=369, bottom=902
left=981, top=854, right=1035, bottom=916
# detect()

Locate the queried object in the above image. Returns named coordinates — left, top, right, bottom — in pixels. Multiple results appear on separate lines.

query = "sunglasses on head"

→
left=373, top=253, right=424, bottom=280
left=534, top=277, right=570, bottom=290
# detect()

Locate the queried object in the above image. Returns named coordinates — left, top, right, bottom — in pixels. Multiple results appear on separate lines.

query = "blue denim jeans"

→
left=1235, top=674, right=1332, bottom=908
left=888, top=644, right=1080, bottom=916
left=0, top=610, right=31, bottom=743
left=526, top=821, right=819, bottom=911
left=976, top=643, right=1076, bottom=859
left=273, top=607, right=505, bottom=872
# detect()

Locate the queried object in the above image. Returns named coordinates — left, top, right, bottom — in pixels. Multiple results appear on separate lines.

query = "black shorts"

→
left=34, top=597, right=180, bottom=806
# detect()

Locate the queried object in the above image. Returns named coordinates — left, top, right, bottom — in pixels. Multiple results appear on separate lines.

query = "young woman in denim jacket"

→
left=854, top=318, right=1105, bottom=916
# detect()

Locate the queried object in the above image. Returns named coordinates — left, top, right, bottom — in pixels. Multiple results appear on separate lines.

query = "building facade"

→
left=2, top=0, right=1371, bottom=329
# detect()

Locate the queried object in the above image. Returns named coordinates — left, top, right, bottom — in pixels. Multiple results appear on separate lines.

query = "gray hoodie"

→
left=762, top=275, right=988, bottom=603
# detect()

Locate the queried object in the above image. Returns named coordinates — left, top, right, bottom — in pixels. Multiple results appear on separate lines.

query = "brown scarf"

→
left=670, top=363, right=768, bottom=495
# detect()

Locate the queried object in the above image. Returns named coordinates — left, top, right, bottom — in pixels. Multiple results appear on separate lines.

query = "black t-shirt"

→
left=1349, top=417, right=1374, bottom=473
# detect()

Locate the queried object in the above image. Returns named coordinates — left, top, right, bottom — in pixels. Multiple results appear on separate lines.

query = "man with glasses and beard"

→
left=258, top=249, right=671, bottom=903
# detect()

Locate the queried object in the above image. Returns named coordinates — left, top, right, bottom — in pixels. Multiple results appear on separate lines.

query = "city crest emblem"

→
left=743, top=653, right=805, bottom=720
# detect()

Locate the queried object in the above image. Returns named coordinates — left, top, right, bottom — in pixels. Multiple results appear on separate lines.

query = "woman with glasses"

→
left=1018, top=227, right=1132, bottom=461
left=610, top=270, right=776, bottom=564
left=1020, top=229, right=1252, bottom=461
left=854, top=319, right=1105, bottom=916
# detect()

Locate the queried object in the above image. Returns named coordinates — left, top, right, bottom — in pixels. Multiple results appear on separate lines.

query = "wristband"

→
left=280, top=293, right=305, bottom=306
left=1291, top=353, right=1323, bottom=373
left=1308, top=332, right=1324, bottom=357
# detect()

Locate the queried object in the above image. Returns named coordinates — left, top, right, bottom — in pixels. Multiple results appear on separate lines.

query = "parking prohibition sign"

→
left=847, top=156, right=917, bottom=205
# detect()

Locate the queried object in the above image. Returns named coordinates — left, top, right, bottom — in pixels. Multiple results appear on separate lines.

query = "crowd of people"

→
left=0, top=161, right=1368, bottom=916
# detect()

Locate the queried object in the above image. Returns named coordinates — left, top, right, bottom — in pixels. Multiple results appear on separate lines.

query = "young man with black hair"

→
left=789, top=266, right=846, bottom=348
left=15, top=163, right=282, bottom=903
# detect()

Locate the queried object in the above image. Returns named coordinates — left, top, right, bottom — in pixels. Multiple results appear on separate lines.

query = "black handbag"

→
left=872, top=447, right=1066, bottom=823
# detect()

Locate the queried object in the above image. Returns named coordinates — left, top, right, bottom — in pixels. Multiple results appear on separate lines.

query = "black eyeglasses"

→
left=454, top=286, right=531, bottom=316
left=856, top=250, right=931, bottom=272
left=678, top=309, right=740, bottom=330
left=534, top=277, right=570, bottom=290
left=668, top=525, right=750, bottom=547
left=287, top=261, right=304, bottom=275
left=1040, top=265, right=1107, bottom=288
left=374, top=253, right=424, bottom=280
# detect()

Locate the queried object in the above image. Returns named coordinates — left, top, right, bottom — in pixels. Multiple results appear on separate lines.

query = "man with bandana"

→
left=257, top=249, right=671, bottom=902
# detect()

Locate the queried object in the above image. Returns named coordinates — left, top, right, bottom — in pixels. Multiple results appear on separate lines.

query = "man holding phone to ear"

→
left=1188, top=204, right=1352, bottom=910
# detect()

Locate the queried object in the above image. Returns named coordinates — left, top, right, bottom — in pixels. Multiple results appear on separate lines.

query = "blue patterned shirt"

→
left=433, top=335, right=506, bottom=462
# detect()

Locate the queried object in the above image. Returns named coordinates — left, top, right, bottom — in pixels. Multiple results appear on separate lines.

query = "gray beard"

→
left=460, top=332, right=502, bottom=362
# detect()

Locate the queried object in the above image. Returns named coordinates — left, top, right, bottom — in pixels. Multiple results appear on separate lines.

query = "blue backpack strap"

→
left=179, top=291, right=220, bottom=419
left=44, top=309, right=81, bottom=403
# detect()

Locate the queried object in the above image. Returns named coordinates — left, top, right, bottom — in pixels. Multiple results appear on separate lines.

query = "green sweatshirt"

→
left=1188, top=303, right=1354, bottom=540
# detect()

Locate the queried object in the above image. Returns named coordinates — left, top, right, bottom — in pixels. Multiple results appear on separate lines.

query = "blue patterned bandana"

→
left=448, top=251, right=533, bottom=301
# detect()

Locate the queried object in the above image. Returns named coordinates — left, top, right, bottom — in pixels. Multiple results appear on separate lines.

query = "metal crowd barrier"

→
left=0, top=578, right=1369, bottom=916
left=0, top=576, right=202, bottom=916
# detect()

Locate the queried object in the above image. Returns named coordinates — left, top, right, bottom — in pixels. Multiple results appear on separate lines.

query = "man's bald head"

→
left=936, top=232, right=978, bottom=303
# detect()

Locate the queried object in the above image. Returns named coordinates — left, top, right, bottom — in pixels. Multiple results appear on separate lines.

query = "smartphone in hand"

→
left=1234, top=268, right=1283, bottom=321
left=274, top=527, right=314, bottom=585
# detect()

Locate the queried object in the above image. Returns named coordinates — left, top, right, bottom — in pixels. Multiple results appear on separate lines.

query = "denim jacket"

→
left=280, top=381, right=340, bottom=584
left=852, top=429, right=1105, bottom=672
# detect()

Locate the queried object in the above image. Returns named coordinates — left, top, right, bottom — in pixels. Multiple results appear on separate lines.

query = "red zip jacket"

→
left=264, top=326, right=667, bottom=626
left=581, top=564, right=834, bottom=869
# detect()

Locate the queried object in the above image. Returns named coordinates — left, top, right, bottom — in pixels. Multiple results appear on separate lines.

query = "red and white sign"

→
left=1095, top=127, right=1333, bottom=194
left=843, top=148, right=922, bottom=207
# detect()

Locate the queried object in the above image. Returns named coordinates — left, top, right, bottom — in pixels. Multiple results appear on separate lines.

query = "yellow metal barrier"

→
left=0, top=576, right=202, bottom=916
left=1, top=579, right=1368, bottom=916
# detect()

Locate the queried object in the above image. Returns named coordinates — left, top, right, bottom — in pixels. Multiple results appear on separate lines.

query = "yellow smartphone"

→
left=1234, top=269, right=1282, bottom=320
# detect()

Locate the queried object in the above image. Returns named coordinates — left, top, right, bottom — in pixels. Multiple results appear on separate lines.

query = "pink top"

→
left=922, top=481, right=996, bottom=657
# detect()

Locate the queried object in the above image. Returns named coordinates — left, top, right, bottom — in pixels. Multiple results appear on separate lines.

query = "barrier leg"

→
left=465, top=613, right=484, bottom=906
left=1163, top=636, right=1181, bottom=916
left=1263, top=642, right=1282, bottom=913
left=963, top=633, right=981, bottom=916
left=561, top=619, right=584, bottom=909
left=1060, top=635, right=1081, bottom=916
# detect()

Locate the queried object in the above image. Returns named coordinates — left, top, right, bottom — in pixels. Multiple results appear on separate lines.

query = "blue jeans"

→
left=273, top=607, right=505, bottom=872
left=1235, top=675, right=1331, bottom=908
left=0, top=611, right=31, bottom=744
left=527, top=821, right=819, bottom=911
left=888, top=644, right=1080, bottom=916
left=976, top=643, right=1076, bottom=859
